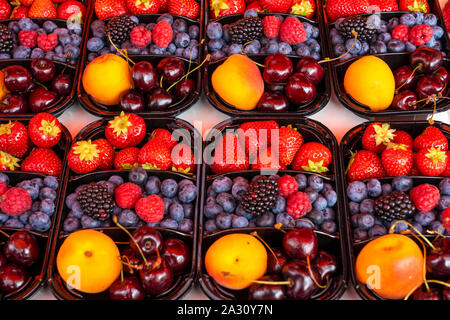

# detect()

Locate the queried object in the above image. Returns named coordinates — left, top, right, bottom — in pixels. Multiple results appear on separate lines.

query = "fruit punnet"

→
left=212, top=54, right=264, bottom=110
left=344, top=56, right=395, bottom=111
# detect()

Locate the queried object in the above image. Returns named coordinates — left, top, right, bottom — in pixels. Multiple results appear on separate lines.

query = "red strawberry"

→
left=441, top=151, right=450, bottom=177
left=413, top=126, right=448, bottom=152
left=444, top=1, right=450, bottom=33
left=138, top=138, right=172, bottom=170
left=410, top=154, right=421, bottom=176
left=160, top=0, right=169, bottom=11
left=95, top=0, right=128, bottom=20
left=0, top=121, right=28, bottom=158
left=0, top=0, right=11, bottom=20
left=251, top=147, right=286, bottom=171
left=93, top=138, right=114, bottom=170
left=105, top=112, right=146, bottom=149
left=247, top=0, right=264, bottom=11
left=28, top=0, right=57, bottom=18
left=261, top=0, right=292, bottom=13
left=393, top=130, right=413, bottom=149
left=150, top=128, right=177, bottom=150
left=114, top=147, right=139, bottom=170
left=369, top=0, right=398, bottom=11
left=277, top=126, right=303, bottom=166
left=290, top=0, right=315, bottom=19
left=399, top=0, right=429, bottom=13
left=237, top=120, right=279, bottom=160
left=21, top=148, right=62, bottom=176
left=415, top=147, right=448, bottom=176
left=56, top=0, right=87, bottom=21
left=171, top=143, right=195, bottom=174
left=291, top=142, right=332, bottom=173
left=325, top=0, right=369, bottom=22
left=442, top=207, right=450, bottom=232
left=362, top=122, right=396, bottom=154
left=19, top=0, right=34, bottom=7
left=210, top=133, right=249, bottom=174
left=126, top=0, right=160, bottom=14
left=67, top=140, right=101, bottom=174
left=10, top=5, right=28, bottom=19
left=28, top=113, right=62, bottom=148
left=0, top=151, right=20, bottom=171
left=381, top=143, right=413, bottom=177
left=346, top=150, right=386, bottom=181
left=168, top=0, right=200, bottom=19
left=209, top=0, right=245, bottom=19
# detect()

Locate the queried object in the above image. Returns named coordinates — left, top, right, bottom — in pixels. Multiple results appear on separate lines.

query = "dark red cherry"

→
left=433, top=67, right=449, bottom=87
left=28, top=87, right=59, bottom=113
left=109, top=276, right=146, bottom=300
left=415, top=76, right=445, bottom=101
left=139, top=257, right=174, bottom=296
left=157, top=58, right=185, bottom=83
left=3, top=231, right=39, bottom=268
left=248, top=275, right=287, bottom=300
left=267, top=248, right=289, bottom=275
left=130, top=226, right=164, bottom=258
left=0, top=264, right=28, bottom=293
left=3, top=66, right=32, bottom=93
left=162, top=238, right=191, bottom=275
left=257, top=91, right=289, bottom=112
left=393, top=65, right=417, bottom=90
left=175, top=79, right=195, bottom=100
left=285, top=73, right=316, bottom=105
left=132, top=61, right=158, bottom=92
left=30, top=58, right=56, bottom=83
left=282, top=228, right=318, bottom=260
left=0, top=94, right=28, bottom=114
left=282, top=261, right=319, bottom=300
left=263, top=53, right=293, bottom=84
left=147, top=88, right=173, bottom=111
left=410, top=47, right=443, bottom=74
left=296, top=56, right=324, bottom=86
left=119, top=89, right=145, bottom=113
left=391, top=90, right=418, bottom=111
left=51, top=74, right=73, bottom=96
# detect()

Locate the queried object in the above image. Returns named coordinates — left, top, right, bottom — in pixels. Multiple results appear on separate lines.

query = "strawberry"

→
left=399, top=0, right=429, bottom=13
left=105, top=112, right=146, bottom=149
left=276, top=125, right=303, bottom=166
left=289, top=0, right=315, bottom=19
left=150, top=128, right=177, bottom=150
left=413, top=126, right=448, bottom=152
left=346, top=150, right=386, bottom=181
left=56, top=1, right=87, bottom=21
left=362, top=122, right=396, bottom=154
left=261, top=0, right=292, bottom=13
left=28, top=113, right=62, bottom=148
left=0, top=0, right=10, bottom=20
left=0, top=121, right=28, bottom=158
left=21, top=148, right=62, bottom=176
left=138, top=138, right=172, bottom=170
left=114, top=147, right=139, bottom=170
left=392, top=130, right=413, bottom=149
left=409, top=155, right=421, bottom=176
left=28, top=0, right=57, bottom=18
left=19, top=0, right=34, bottom=7
left=67, top=140, right=101, bottom=174
left=325, top=0, right=369, bottom=22
left=237, top=120, right=279, bottom=160
left=95, top=0, right=128, bottom=20
left=160, top=0, right=169, bottom=11
left=369, top=0, right=398, bottom=11
left=210, top=133, right=249, bottom=174
left=171, top=143, right=195, bottom=174
left=0, top=151, right=20, bottom=171
left=442, top=151, right=450, bottom=177
left=251, top=147, right=286, bottom=170
left=93, top=138, right=114, bottom=170
left=10, top=5, right=28, bottom=19
left=168, top=0, right=200, bottom=19
left=291, top=142, right=332, bottom=173
left=247, top=0, right=264, bottom=11
left=209, top=0, right=245, bottom=19
left=126, top=0, right=160, bottom=15
left=444, top=1, right=450, bottom=33
left=381, top=143, right=413, bottom=176
left=415, top=147, right=448, bottom=176
left=442, top=207, right=450, bottom=232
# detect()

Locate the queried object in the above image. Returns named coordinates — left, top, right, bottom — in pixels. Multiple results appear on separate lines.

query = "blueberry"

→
left=390, top=220, right=408, bottom=233
left=367, top=14, right=381, bottom=29
left=0, top=53, right=10, bottom=60
left=377, top=32, right=392, bottom=43
left=31, top=201, right=41, bottom=213
left=40, top=199, right=55, bottom=216
left=188, top=25, right=199, bottom=39
left=308, top=175, right=323, bottom=192
left=305, top=187, right=319, bottom=203
left=307, top=39, right=320, bottom=53
left=87, top=53, right=97, bottom=62
left=245, top=40, right=262, bottom=54
left=334, top=43, right=346, bottom=56
left=127, top=167, right=147, bottom=186
left=347, top=181, right=368, bottom=203
left=166, top=42, right=177, bottom=54
left=313, top=196, right=327, bottom=211
left=244, top=9, right=258, bottom=17
left=387, top=17, right=400, bottom=31
left=373, top=40, right=387, bottom=54
left=19, top=211, right=31, bottom=224
left=144, top=176, right=160, bottom=195
left=295, top=44, right=311, bottom=57
left=296, top=219, right=314, bottom=229
left=321, top=220, right=337, bottom=233
left=278, top=42, right=292, bottom=55
left=12, top=46, right=31, bottom=59
left=227, top=43, right=242, bottom=55
left=206, top=185, right=216, bottom=197
left=160, top=218, right=178, bottom=229
left=5, top=219, right=24, bottom=229
left=163, top=197, right=172, bottom=215
left=430, top=220, right=443, bottom=233
left=232, top=215, right=249, bottom=228
left=146, top=23, right=156, bottom=31
left=43, top=176, right=58, bottom=190
left=40, top=187, right=57, bottom=201
left=432, top=26, right=444, bottom=39
left=183, top=46, right=198, bottom=59
left=353, top=228, right=368, bottom=240
left=117, top=209, right=139, bottom=227
left=206, top=196, right=216, bottom=205
left=255, top=212, right=275, bottom=227
left=71, top=201, right=83, bottom=217
left=431, top=41, right=442, bottom=51
left=87, top=37, right=104, bottom=52
left=310, top=52, right=321, bottom=61
left=211, top=50, right=226, bottom=60
left=360, top=199, right=375, bottom=214
left=388, top=38, right=406, bottom=53
left=204, top=203, right=222, bottom=219
left=179, top=218, right=193, bottom=232
left=18, top=18, right=34, bottom=30
left=0, top=174, right=8, bottom=186
left=59, top=33, right=72, bottom=46
left=212, top=176, right=233, bottom=193
left=358, top=213, right=375, bottom=230
left=161, top=179, right=178, bottom=198
left=0, top=213, right=8, bottom=224
left=222, top=25, right=231, bottom=42
left=216, top=212, right=232, bottom=230
left=307, top=209, right=324, bottom=226
left=204, top=219, right=217, bottom=232
left=178, top=179, right=193, bottom=190
left=411, top=222, right=423, bottom=234
left=67, top=22, right=82, bottom=35
left=381, top=183, right=392, bottom=195
left=366, top=179, right=382, bottom=198
left=311, top=26, right=319, bottom=38
left=330, top=28, right=339, bottom=37
left=293, top=174, right=307, bottom=191
left=8, top=21, right=20, bottom=34
left=150, top=44, right=165, bottom=55
left=80, top=215, right=101, bottom=229
left=438, top=195, right=450, bottom=210
left=109, top=175, right=124, bottom=186
left=169, top=203, right=184, bottom=222
left=272, top=195, right=286, bottom=214
left=30, top=48, right=44, bottom=59
left=276, top=212, right=295, bottom=227
left=425, top=37, right=437, bottom=47
left=322, top=189, right=337, bottom=208
left=29, top=212, right=51, bottom=232
left=173, top=19, right=187, bottom=33
left=92, top=25, right=106, bottom=39
left=351, top=214, right=362, bottom=228
left=182, top=203, right=194, bottom=219
left=414, top=211, right=435, bottom=226
left=424, top=14, right=437, bottom=26
left=440, top=178, right=450, bottom=195
left=412, top=11, right=424, bottom=24
left=175, top=32, right=190, bottom=48
left=22, top=186, right=39, bottom=200
left=178, top=184, right=197, bottom=204
left=63, top=216, right=80, bottom=233
left=216, top=192, right=236, bottom=213
left=392, top=176, right=413, bottom=192
left=400, top=13, right=416, bottom=27
left=322, top=207, right=335, bottom=221
left=345, top=38, right=361, bottom=55
left=208, top=38, right=223, bottom=52
left=157, top=13, right=173, bottom=25
left=235, top=204, right=248, bottom=217
left=368, top=224, right=387, bottom=238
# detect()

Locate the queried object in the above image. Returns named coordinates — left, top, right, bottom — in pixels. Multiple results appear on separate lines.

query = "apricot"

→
left=0, top=70, right=9, bottom=100
left=205, top=233, right=267, bottom=290
left=356, top=234, right=424, bottom=299
left=211, top=54, right=264, bottom=110
left=82, top=54, right=132, bottom=105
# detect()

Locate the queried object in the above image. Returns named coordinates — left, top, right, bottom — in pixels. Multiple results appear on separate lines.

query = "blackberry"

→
left=77, top=182, right=114, bottom=221
left=106, top=15, right=137, bottom=45
left=374, top=191, right=415, bottom=222
left=241, top=177, right=278, bottom=216
left=339, top=16, right=377, bottom=41
left=0, top=25, right=13, bottom=53
left=229, top=17, right=263, bottom=44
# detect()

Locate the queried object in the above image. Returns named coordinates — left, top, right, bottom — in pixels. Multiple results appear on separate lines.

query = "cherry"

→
left=391, top=90, right=418, bottom=111
left=119, top=89, right=145, bottom=113
left=412, top=286, right=441, bottom=300
left=30, top=58, right=56, bottom=83
left=121, top=247, right=143, bottom=275
left=3, top=66, right=32, bottom=93
left=3, top=231, right=39, bottom=268
left=157, top=58, right=185, bottom=83
left=426, top=238, right=450, bottom=278
left=410, top=47, right=443, bottom=74
left=265, top=83, right=285, bottom=93
left=296, top=57, right=324, bottom=86
left=175, top=78, right=195, bottom=100
left=132, top=61, right=158, bottom=92
left=282, top=261, right=319, bottom=300
left=147, top=88, right=173, bottom=111
left=282, top=228, right=318, bottom=261
left=314, top=251, right=337, bottom=283
left=0, top=264, right=28, bottom=293
left=393, top=65, right=417, bottom=90
left=257, top=91, right=289, bottom=112
left=267, top=248, right=289, bottom=275
left=130, top=226, right=164, bottom=258
left=248, top=275, right=287, bottom=300
left=51, top=74, right=73, bottom=96
left=139, top=256, right=174, bottom=296
left=0, top=252, right=6, bottom=269
left=263, top=53, right=293, bottom=84
left=161, top=238, right=191, bottom=275
left=0, top=94, right=28, bottom=114
left=28, top=87, right=59, bottom=113
left=415, top=76, right=445, bottom=101
left=109, top=276, right=146, bottom=300
left=433, top=67, right=449, bottom=87
left=285, top=73, right=316, bottom=105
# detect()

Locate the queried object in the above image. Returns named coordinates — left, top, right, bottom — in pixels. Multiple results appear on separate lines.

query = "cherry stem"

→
left=241, top=40, right=265, bottom=68
left=187, top=38, right=205, bottom=74
left=0, top=229, right=9, bottom=238
left=120, top=262, right=124, bottom=283
left=318, top=30, right=357, bottom=64
left=166, top=54, right=211, bottom=92
left=34, top=81, right=47, bottom=90
left=294, top=218, right=316, bottom=228
left=389, top=220, right=436, bottom=251
left=273, top=223, right=287, bottom=233
left=395, top=64, right=421, bottom=94
left=404, top=280, right=450, bottom=300
left=306, top=255, right=327, bottom=289
left=112, top=216, right=149, bottom=266
left=120, top=258, right=143, bottom=272
left=425, top=228, right=445, bottom=243
left=107, top=32, right=136, bottom=66
left=251, top=279, right=292, bottom=286
left=160, top=75, right=164, bottom=89
left=250, top=231, right=280, bottom=267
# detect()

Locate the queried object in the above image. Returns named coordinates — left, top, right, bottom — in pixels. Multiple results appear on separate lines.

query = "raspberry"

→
left=409, top=183, right=440, bottom=212
left=135, top=195, right=164, bottom=223
left=18, top=30, right=37, bottom=48
left=262, top=16, right=282, bottom=39
left=442, top=207, right=450, bottom=232
left=279, top=17, right=306, bottom=45
left=114, top=182, right=142, bottom=209
left=408, top=24, right=433, bottom=46
left=0, top=187, right=32, bottom=216
left=0, top=182, right=7, bottom=196
left=37, top=33, right=58, bottom=51
left=277, top=175, right=299, bottom=199
left=130, top=26, right=152, bottom=49
left=286, top=191, right=312, bottom=219
left=392, top=24, right=409, bottom=42
left=152, top=20, right=173, bottom=49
